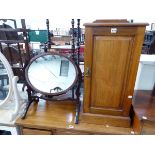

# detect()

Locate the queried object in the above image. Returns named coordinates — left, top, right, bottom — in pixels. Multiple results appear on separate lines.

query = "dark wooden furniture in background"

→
left=148, top=36, right=155, bottom=54
left=0, top=72, right=9, bottom=99
left=132, top=90, right=155, bottom=134
left=142, top=30, right=155, bottom=54
left=0, top=19, right=31, bottom=83
left=81, top=20, right=148, bottom=127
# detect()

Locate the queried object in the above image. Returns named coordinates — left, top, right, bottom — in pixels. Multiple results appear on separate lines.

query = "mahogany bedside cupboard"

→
left=81, top=20, right=148, bottom=128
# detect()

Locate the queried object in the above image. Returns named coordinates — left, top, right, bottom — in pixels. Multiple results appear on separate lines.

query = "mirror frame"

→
left=0, top=52, right=26, bottom=122
left=0, top=52, right=14, bottom=107
left=25, top=52, right=79, bottom=96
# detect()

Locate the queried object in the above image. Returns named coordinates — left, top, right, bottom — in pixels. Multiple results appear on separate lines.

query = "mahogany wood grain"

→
left=93, top=19, right=129, bottom=23
left=84, top=23, right=148, bottom=27
left=53, top=129, right=90, bottom=135
left=91, top=36, right=133, bottom=109
left=133, top=90, right=155, bottom=122
left=16, top=100, right=131, bottom=135
left=141, top=121, right=155, bottom=135
left=83, top=27, right=93, bottom=113
left=16, top=90, right=155, bottom=134
left=132, top=90, right=155, bottom=134
left=83, top=21, right=147, bottom=127
left=122, top=26, right=147, bottom=116
left=131, top=108, right=142, bottom=134
left=80, top=113, right=130, bottom=127
left=22, top=127, right=52, bottom=135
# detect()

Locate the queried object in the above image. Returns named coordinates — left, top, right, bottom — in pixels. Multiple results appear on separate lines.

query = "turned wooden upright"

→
left=81, top=20, right=148, bottom=127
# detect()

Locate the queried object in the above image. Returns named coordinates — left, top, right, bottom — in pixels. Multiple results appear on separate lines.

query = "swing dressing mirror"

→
left=25, top=52, right=78, bottom=96
left=22, top=19, right=82, bottom=124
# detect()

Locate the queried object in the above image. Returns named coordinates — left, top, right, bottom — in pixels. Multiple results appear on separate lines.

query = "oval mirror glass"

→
left=0, top=59, right=9, bottom=102
left=26, top=53, right=78, bottom=95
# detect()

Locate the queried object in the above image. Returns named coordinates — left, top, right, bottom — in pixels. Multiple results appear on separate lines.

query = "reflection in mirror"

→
left=27, top=54, right=77, bottom=94
left=0, top=60, right=9, bottom=101
left=0, top=51, right=27, bottom=123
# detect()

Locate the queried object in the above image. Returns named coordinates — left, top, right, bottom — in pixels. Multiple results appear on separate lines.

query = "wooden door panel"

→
left=90, top=36, right=134, bottom=111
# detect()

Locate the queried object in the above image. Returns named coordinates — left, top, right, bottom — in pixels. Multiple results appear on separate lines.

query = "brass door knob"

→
left=85, top=67, right=91, bottom=77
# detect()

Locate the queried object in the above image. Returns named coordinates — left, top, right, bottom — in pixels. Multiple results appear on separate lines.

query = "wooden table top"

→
left=16, top=99, right=131, bottom=135
left=133, top=90, right=155, bottom=122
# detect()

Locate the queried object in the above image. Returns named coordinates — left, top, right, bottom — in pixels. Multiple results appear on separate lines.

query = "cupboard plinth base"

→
left=80, top=113, right=131, bottom=128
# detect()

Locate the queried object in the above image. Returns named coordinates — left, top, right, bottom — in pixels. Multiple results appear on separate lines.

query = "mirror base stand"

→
left=21, top=94, right=81, bottom=124
left=23, top=52, right=82, bottom=124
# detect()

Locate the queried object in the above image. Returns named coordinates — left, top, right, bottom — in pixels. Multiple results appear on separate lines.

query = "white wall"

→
left=135, top=55, right=155, bottom=90
left=0, top=0, right=154, bottom=29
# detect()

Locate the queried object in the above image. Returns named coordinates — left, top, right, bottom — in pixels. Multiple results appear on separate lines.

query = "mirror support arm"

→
left=75, top=66, right=82, bottom=124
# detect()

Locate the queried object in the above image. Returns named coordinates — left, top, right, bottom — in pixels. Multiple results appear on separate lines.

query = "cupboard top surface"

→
left=84, top=23, right=148, bottom=27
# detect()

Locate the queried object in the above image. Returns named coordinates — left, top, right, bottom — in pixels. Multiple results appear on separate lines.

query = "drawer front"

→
left=22, top=128, right=52, bottom=135
left=92, top=27, right=137, bottom=36
left=53, top=129, right=91, bottom=135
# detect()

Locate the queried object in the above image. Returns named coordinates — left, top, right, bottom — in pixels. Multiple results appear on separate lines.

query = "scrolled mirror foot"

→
left=21, top=96, right=39, bottom=119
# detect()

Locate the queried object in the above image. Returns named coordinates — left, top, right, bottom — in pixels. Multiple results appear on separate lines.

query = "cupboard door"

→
left=84, top=35, right=134, bottom=116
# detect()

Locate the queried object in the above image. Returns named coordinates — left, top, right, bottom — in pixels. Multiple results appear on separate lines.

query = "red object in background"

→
left=59, top=45, right=84, bottom=54
left=80, top=45, right=84, bottom=53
